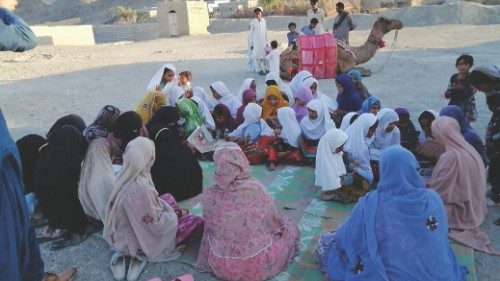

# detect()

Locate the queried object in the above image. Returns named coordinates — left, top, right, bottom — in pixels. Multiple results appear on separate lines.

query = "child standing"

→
left=179, top=71, right=192, bottom=92
left=444, top=55, right=477, bottom=122
left=486, top=94, right=500, bottom=203
left=287, top=22, right=300, bottom=50
left=266, top=40, right=280, bottom=76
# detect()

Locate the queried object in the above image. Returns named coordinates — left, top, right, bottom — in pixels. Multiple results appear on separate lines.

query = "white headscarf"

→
left=166, top=86, right=184, bottom=107
left=340, top=112, right=358, bottom=131
left=315, top=128, right=348, bottom=191
left=237, top=78, right=261, bottom=102
left=299, top=99, right=335, bottom=140
left=146, top=64, right=178, bottom=93
left=370, top=108, right=400, bottom=150
left=344, top=113, right=377, bottom=183
left=302, top=76, right=338, bottom=112
left=277, top=107, right=301, bottom=147
left=191, top=96, right=216, bottom=129
left=193, top=86, right=217, bottom=111
left=290, top=70, right=313, bottom=95
left=228, top=103, right=274, bottom=138
left=265, top=72, right=295, bottom=107
left=210, top=81, right=242, bottom=119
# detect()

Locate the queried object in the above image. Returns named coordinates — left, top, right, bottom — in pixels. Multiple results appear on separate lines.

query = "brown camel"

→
left=279, top=17, right=404, bottom=79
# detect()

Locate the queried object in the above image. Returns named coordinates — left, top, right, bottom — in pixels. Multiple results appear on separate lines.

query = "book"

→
left=415, top=139, right=445, bottom=159
left=187, top=126, right=225, bottom=153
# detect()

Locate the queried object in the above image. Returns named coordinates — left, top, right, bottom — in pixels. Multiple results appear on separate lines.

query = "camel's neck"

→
left=351, top=28, right=386, bottom=64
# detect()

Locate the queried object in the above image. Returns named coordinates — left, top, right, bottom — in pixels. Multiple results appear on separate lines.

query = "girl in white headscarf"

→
left=228, top=103, right=273, bottom=140
left=315, top=129, right=348, bottom=199
left=166, top=86, right=185, bottom=107
left=193, top=86, right=217, bottom=111
left=299, top=99, right=336, bottom=160
left=290, top=70, right=313, bottom=95
left=302, top=76, right=338, bottom=113
left=339, top=112, right=358, bottom=131
left=369, top=108, right=400, bottom=153
left=266, top=107, right=304, bottom=170
left=322, top=113, right=378, bottom=203
left=417, top=109, right=439, bottom=144
left=210, top=81, right=242, bottom=119
left=146, top=64, right=178, bottom=94
left=237, top=78, right=261, bottom=102
left=265, top=72, right=295, bottom=107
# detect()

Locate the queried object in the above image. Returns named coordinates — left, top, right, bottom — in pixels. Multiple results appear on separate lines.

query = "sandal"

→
left=127, top=257, right=147, bottom=281
left=110, top=252, right=126, bottom=280
left=37, top=226, right=65, bottom=243
left=171, top=274, right=194, bottom=281
left=49, top=232, right=87, bottom=251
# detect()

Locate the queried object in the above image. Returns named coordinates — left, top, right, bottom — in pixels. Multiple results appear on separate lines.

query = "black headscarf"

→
left=150, top=125, right=202, bottom=201
left=112, top=111, right=143, bottom=151
left=83, top=105, right=121, bottom=142
left=46, top=114, right=86, bottom=139
left=34, top=125, right=88, bottom=234
left=146, top=106, right=180, bottom=134
left=15, top=134, right=47, bottom=194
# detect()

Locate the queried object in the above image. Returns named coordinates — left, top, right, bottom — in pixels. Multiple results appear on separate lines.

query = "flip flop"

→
left=171, top=274, right=194, bottom=281
left=110, top=252, right=126, bottom=280
left=127, top=257, right=147, bottom=281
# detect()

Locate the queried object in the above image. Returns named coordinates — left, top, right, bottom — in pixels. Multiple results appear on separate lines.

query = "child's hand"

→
left=155, top=85, right=162, bottom=91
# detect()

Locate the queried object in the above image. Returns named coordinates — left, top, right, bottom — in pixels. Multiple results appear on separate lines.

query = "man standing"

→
left=307, top=0, right=325, bottom=34
left=332, top=2, right=356, bottom=44
left=248, top=7, right=268, bottom=75
left=0, top=0, right=37, bottom=51
left=1, top=1, right=76, bottom=280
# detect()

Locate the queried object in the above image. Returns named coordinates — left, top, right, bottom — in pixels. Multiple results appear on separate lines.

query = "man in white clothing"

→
left=248, top=7, right=268, bottom=75
left=307, top=0, right=326, bottom=34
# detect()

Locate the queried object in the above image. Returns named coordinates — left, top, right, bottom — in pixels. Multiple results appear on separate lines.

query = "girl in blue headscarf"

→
left=333, top=74, right=362, bottom=126
left=348, top=69, right=371, bottom=102
left=439, top=105, right=487, bottom=166
left=361, top=96, right=381, bottom=115
left=317, top=146, right=467, bottom=281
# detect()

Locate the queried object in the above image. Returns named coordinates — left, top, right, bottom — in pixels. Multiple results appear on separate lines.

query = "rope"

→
left=372, top=30, right=399, bottom=74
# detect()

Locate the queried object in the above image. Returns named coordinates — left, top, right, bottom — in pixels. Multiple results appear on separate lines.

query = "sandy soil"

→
left=1, top=24, right=499, bottom=280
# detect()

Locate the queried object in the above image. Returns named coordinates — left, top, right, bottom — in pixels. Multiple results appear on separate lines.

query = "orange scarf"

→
left=262, top=85, right=289, bottom=119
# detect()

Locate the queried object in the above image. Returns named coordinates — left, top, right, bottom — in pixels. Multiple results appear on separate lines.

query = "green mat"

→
left=179, top=162, right=477, bottom=281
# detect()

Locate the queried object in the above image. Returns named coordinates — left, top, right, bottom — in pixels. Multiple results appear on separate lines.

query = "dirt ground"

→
left=1, top=24, right=499, bottom=280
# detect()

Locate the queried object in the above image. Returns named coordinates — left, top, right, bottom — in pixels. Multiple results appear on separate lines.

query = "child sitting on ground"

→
left=443, top=55, right=477, bottom=122
left=179, top=71, right=192, bottom=92
left=266, top=40, right=280, bottom=76
left=301, top=18, right=318, bottom=36
left=287, top=22, right=300, bottom=50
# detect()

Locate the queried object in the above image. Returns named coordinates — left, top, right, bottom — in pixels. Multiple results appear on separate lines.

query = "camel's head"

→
left=374, top=17, right=403, bottom=35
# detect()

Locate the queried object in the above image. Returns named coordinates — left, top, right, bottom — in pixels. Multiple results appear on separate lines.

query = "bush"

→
left=114, top=6, right=150, bottom=24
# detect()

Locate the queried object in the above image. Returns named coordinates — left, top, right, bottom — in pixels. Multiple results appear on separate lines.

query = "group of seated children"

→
left=7, top=58, right=499, bottom=281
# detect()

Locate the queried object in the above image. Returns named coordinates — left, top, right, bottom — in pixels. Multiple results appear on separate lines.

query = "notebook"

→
left=187, top=126, right=225, bottom=153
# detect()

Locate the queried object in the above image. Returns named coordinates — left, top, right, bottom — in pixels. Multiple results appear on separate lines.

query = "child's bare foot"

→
left=320, top=190, right=336, bottom=201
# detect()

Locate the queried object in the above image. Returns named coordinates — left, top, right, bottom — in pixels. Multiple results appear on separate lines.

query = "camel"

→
left=279, top=17, right=404, bottom=79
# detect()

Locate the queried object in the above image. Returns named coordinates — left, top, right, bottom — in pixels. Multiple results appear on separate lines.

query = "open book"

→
left=187, top=126, right=225, bottom=154
left=415, top=139, right=445, bottom=159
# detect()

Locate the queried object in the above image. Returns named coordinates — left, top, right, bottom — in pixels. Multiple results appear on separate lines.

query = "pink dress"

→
left=196, top=144, right=300, bottom=281
left=159, top=193, right=204, bottom=245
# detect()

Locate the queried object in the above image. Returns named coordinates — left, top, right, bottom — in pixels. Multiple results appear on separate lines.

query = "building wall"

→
left=93, top=23, right=160, bottom=43
left=158, top=0, right=209, bottom=37
left=31, top=25, right=96, bottom=46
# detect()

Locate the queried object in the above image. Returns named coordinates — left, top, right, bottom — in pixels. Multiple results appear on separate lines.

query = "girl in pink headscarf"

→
left=430, top=117, right=499, bottom=255
left=236, top=89, right=257, bottom=126
left=196, top=143, right=300, bottom=281
left=292, top=86, right=313, bottom=122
